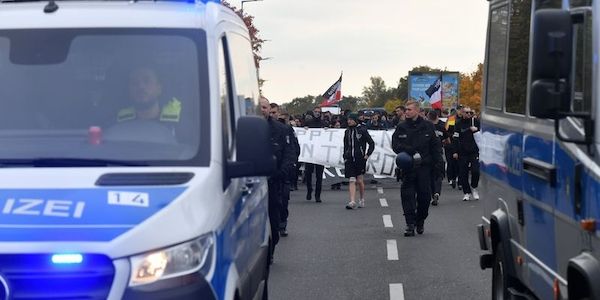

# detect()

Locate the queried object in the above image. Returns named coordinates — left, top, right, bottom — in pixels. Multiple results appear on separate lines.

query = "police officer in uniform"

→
left=392, top=100, right=443, bottom=237
left=116, top=66, right=185, bottom=140
left=269, top=103, right=300, bottom=237
left=260, top=97, right=295, bottom=263
left=427, top=110, right=448, bottom=206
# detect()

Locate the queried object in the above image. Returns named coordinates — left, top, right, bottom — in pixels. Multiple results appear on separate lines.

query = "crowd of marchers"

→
left=257, top=96, right=482, bottom=264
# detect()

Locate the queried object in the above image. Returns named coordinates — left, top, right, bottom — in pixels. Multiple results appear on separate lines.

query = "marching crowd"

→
left=258, top=96, right=482, bottom=262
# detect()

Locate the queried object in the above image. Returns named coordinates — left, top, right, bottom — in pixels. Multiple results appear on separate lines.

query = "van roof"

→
left=0, top=0, right=245, bottom=31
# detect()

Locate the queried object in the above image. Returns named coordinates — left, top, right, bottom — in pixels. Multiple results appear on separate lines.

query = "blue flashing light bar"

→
left=200, top=0, right=221, bottom=3
left=52, top=254, right=83, bottom=264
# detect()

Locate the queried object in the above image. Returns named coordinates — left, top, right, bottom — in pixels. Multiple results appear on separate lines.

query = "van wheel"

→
left=492, top=242, right=511, bottom=300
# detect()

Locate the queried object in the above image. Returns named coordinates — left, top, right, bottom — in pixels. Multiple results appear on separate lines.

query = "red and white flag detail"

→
left=425, top=75, right=443, bottom=109
left=320, top=74, right=343, bottom=106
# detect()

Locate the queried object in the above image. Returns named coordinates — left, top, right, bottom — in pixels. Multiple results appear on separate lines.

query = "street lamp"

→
left=241, top=0, right=262, bottom=12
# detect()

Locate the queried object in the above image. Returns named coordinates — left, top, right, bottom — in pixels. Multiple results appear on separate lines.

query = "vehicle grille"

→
left=0, top=254, right=114, bottom=299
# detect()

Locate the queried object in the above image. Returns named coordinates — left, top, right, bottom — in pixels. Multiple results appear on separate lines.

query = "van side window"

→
left=535, top=0, right=561, bottom=9
left=571, top=0, right=592, bottom=7
left=505, top=0, right=531, bottom=115
left=572, top=9, right=592, bottom=114
left=219, top=37, right=235, bottom=159
left=227, top=33, right=259, bottom=116
left=485, top=5, right=509, bottom=110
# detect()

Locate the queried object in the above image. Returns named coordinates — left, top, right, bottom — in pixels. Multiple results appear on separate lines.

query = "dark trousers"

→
left=401, top=167, right=432, bottom=226
left=280, top=181, right=290, bottom=230
left=431, top=172, right=442, bottom=196
left=459, top=153, right=480, bottom=194
left=444, top=147, right=458, bottom=181
left=268, top=179, right=282, bottom=255
left=305, top=163, right=324, bottom=199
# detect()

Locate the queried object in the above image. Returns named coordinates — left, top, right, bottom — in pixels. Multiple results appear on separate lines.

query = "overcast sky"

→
left=233, top=0, right=490, bottom=104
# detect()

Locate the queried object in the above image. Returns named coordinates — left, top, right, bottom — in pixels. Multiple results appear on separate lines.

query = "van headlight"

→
left=129, top=233, right=215, bottom=286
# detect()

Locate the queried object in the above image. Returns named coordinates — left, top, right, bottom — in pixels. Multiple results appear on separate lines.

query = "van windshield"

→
left=0, top=29, right=210, bottom=167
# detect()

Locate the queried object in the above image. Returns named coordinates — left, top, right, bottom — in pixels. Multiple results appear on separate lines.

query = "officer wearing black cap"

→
left=392, top=100, right=443, bottom=237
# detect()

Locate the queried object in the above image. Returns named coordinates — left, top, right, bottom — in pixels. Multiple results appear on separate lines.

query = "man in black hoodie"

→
left=452, top=107, right=481, bottom=201
left=303, top=107, right=326, bottom=202
left=343, top=113, right=375, bottom=209
left=392, top=100, right=443, bottom=236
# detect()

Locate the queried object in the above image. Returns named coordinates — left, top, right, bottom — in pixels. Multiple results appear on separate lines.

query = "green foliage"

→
left=338, top=95, right=368, bottom=112
left=362, top=76, right=396, bottom=107
left=283, top=95, right=319, bottom=116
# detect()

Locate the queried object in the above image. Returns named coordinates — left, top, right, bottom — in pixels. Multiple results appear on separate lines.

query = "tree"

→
left=362, top=76, right=394, bottom=107
left=284, top=95, right=319, bottom=116
left=337, top=95, right=367, bottom=113
left=384, top=99, right=404, bottom=113
left=221, top=1, right=265, bottom=69
left=459, top=63, right=483, bottom=111
left=221, top=1, right=266, bottom=91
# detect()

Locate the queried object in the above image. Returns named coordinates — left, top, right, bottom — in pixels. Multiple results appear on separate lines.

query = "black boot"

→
left=404, top=225, right=415, bottom=237
left=416, top=221, right=424, bottom=235
left=306, top=191, right=312, bottom=200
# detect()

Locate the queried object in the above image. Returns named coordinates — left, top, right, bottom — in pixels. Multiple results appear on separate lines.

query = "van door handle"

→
left=523, top=157, right=557, bottom=187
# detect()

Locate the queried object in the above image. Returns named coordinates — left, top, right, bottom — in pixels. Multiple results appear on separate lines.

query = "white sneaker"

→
left=462, top=193, right=471, bottom=201
left=358, top=199, right=365, bottom=208
left=472, top=189, right=480, bottom=200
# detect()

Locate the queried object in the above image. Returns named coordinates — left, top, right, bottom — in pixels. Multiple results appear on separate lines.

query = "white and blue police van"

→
left=0, top=0, right=274, bottom=299
left=477, top=0, right=600, bottom=299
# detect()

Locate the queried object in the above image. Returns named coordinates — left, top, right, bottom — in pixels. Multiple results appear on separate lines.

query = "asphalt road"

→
left=268, top=177, right=491, bottom=300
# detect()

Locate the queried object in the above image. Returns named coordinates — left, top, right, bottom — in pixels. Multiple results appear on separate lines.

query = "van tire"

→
left=492, top=242, right=511, bottom=300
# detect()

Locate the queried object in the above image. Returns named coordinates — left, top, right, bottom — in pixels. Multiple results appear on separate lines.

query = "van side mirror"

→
left=227, top=116, right=275, bottom=178
left=529, top=9, right=572, bottom=119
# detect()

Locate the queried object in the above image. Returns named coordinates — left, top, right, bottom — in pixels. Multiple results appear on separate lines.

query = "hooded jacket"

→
left=343, top=124, right=375, bottom=162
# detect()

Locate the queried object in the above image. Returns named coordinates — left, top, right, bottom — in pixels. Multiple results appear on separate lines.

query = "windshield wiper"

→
left=0, top=158, right=147, bottom=167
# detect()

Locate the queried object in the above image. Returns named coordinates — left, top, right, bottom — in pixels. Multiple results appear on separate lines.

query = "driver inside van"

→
left=117, top=66, right=182, bottom=124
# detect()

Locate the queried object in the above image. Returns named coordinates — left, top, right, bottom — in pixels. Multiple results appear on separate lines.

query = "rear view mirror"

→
left=529, top=9, right=572, bottom=119
left=227, top=116, right=275, bottom=178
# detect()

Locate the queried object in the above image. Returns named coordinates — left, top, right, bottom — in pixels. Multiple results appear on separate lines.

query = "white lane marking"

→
left=389, top=283, right=405, bottom=300
left=380, top=198, right=389, bottom=207
left=377, top=187, right=384, bottom=194
left=383, top=215, right=393, bottom=228
left=387, top=240, right=399, bottom=260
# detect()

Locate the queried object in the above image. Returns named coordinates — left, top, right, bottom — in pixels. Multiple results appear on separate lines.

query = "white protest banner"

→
left=293, top=128, right=397, bottom=178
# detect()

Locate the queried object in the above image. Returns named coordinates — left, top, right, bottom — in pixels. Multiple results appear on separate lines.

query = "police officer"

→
left=116, top=66, right=187, bottom=140
left=452, top=107, right=480, bottom=201
left=269, top=103, right=300, bottom=237
left=259, top=97, right=295, bottom=262
left=392, top=100, right=443, bottom=237
left=427, top=110, right=448, bottom=206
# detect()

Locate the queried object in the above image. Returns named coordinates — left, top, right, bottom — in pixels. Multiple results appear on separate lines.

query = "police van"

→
left=477, top=0, right=600, bottom=299
left=0, top=0, right=274, bottom=299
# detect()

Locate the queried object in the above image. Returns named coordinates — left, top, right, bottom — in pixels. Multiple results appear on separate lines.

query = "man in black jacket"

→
left=303, top=107, right=326, bottom=202
left=259, top=97, right=296, bottom=262
left=270, top=103, right=300, bottom=237
left=392, top=100, right=444, bottom=236
left=427, top=110, right=447, bottom=206
left=343, top=113, right=375, bottom=209
left=452, top=107, right=480, bottom=201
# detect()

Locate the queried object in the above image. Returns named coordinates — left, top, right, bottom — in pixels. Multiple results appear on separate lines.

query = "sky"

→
left=233, top=0, right=490, bottom=104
